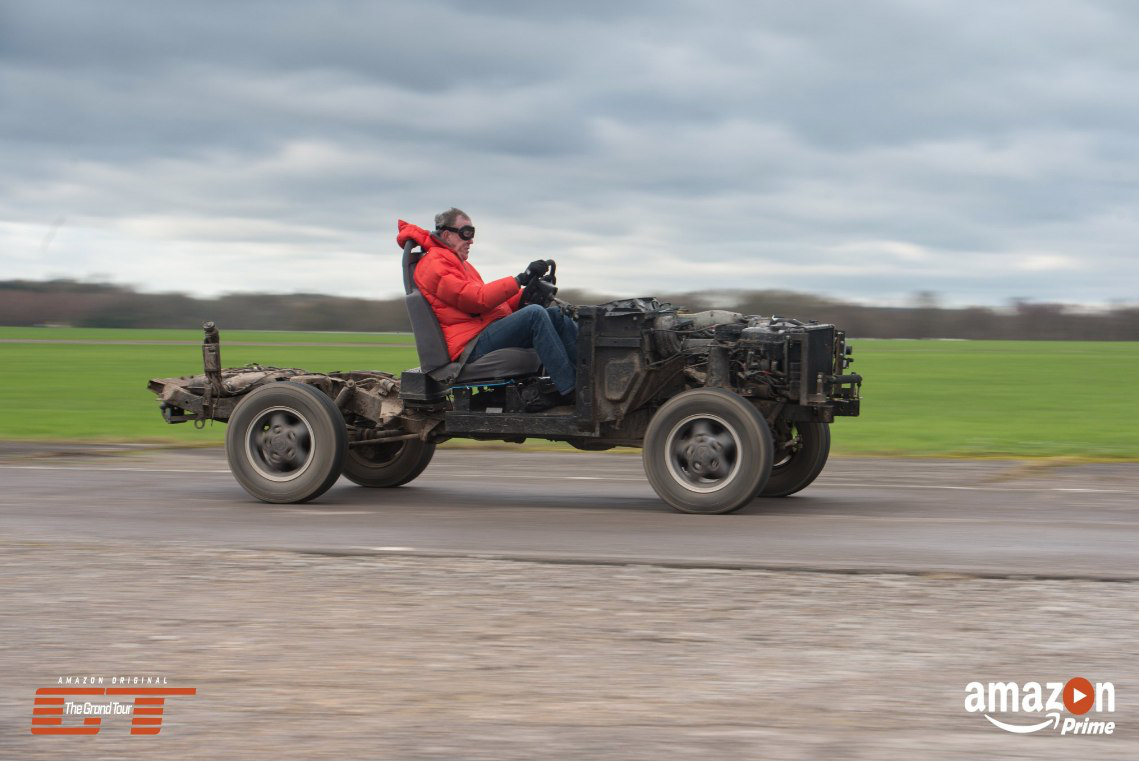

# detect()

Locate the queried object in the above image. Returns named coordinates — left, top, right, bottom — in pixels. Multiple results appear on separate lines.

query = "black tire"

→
left=643, top=388, right=773, bottom=514
left=225, top=382, right=347, bottom=504
left=341, top=438, right=436, bottom=488
left=759, top=421, right=830, bottom=498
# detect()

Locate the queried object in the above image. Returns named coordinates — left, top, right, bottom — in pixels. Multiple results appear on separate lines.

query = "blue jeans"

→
left=469, top=304, right=578, bottom=394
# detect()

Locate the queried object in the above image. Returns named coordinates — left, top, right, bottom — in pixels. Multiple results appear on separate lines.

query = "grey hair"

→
left=434, top=207, right=469, bottom=229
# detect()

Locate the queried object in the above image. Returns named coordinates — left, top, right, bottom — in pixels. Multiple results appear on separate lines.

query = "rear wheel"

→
left=342, top=438, right=436, bottom=487
left=643, top=388, right=773, bottom=514
left=225, top=382, right=347, bottom=503
left=759, top=421, right=830, bottom=497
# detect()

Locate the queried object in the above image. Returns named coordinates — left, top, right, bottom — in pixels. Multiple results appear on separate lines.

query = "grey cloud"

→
left=1, top=0, right=1137, bottom=305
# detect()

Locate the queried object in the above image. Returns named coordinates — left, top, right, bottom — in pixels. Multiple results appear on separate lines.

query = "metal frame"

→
left=148, top=300, right=861, bottom=450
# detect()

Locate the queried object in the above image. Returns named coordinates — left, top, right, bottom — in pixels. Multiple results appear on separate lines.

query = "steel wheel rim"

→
left=245, top=406, right=316, bottom=482
left=772, top=423, right=800, bottom=468
left=664, top=413, right=742, bottom=493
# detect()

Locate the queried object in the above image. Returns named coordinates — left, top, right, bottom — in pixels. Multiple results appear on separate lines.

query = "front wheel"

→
left=759, top=421, right=830, bottom=497
left=643, top=388, right=773, bottom=514
left=342, top=438, right=436, bottom=488
left=225, top=382, right=347, bottom=503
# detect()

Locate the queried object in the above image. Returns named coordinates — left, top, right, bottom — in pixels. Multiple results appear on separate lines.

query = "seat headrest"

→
left=401, top=239, right=423, bottom=295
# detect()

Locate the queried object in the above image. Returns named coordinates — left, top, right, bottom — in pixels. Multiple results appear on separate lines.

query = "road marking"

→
left=272, top=510, right=370, bottom=516
left=820, top=481, right=1135, bottom=494
left=1054, top=487, right=1119, bottom=493
left=451, top=472, right=644, bottom=481
left=450, top=473, right=1138, bottom=494
left=749, top=513, right=1139, bottom=527
left=0, top=465, right=1135, bottom=495
left=0, top=465, right=231, bottom=473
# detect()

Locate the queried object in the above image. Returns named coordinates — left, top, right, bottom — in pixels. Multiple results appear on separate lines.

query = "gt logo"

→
left=30, top=687, right=197, bottom=735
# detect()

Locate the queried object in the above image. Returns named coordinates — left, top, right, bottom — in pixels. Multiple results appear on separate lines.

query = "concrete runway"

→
left=3, top=444, right=1137, bottom=579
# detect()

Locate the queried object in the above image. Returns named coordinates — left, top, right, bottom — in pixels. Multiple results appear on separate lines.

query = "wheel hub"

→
left=262, top=425, right=300, bottom=466
left=684, top=433, right=726, bottom=476
left=665, top=413, right=741, bottom=493
left=245, top=406, right=315, bottom=482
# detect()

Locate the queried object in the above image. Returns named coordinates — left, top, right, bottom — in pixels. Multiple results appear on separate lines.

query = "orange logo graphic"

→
left=31, top=687, right=197, bottom=735
left=1064, top=677, right=1095, bottom=716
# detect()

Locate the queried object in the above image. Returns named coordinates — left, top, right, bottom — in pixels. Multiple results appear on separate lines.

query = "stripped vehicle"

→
left=147, top=242, right=862, bottom=514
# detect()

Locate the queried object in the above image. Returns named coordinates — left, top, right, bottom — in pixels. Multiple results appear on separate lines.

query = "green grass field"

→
left=1, top=328, right=1136, bottom=458
left=836, top=340, right=1137, bottom=459
left=0, top=327, right=415, bottom=344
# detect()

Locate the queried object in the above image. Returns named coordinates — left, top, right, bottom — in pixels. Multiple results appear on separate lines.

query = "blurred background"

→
left=3, top=0, right=1139, bottom=306
left=3, top=0, right=1136, bottom=458
left=4, top=1, right=1134, bottom=457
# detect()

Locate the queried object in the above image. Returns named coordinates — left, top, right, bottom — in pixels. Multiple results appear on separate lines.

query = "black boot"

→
left=522, top=387, right=575, bottom=412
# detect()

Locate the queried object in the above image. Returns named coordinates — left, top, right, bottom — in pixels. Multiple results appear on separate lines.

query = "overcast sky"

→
left=2, top=0, right=1136, bottom=306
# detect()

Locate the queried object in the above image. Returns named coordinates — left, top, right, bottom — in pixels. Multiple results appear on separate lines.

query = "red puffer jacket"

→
left=397, top=220, right=521, bottom=360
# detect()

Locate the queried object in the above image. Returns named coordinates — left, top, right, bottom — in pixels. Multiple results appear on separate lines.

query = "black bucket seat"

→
left=401, top=239, right=541, bottom=385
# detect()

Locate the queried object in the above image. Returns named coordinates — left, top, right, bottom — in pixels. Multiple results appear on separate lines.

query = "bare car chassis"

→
left=148, top=260, right=862, bottom=514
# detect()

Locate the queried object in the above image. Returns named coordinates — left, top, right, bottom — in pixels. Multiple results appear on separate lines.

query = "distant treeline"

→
left=2, top=279, right=1137, bottom=340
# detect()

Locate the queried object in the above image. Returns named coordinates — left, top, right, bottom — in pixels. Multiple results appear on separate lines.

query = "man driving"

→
left=396, top=208, right=578, bottom=407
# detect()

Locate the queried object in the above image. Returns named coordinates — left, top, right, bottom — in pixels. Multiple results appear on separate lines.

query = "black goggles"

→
left=438, top=224, right=476, bottom=241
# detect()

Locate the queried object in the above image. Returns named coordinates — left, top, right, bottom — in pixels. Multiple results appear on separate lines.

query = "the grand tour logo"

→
left=30, top=676, right=196, bottom=736
left=965, top=677, right=1116, bottom=735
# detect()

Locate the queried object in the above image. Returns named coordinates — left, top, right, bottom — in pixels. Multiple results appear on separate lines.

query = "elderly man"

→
left=396, top=208, right=578, bottom=406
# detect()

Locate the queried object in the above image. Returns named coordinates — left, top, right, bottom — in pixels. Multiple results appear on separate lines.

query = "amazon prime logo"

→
left=965, top=677, right=1116, bottom=735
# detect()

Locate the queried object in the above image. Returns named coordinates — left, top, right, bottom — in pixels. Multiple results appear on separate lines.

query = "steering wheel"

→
left=521, top=260, right=558, bottom=307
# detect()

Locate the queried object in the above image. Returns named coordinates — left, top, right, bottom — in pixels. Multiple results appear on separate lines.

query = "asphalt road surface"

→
left=5, top=443, right=1138, bottom=759
left=2, top=444, right=1137, bottom=579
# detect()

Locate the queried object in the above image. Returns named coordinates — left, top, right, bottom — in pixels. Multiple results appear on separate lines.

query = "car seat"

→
left=401, top=240, right=541, bottom=386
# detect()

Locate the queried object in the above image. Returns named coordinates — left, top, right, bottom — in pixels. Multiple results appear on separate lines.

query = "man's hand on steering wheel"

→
left=516, top=259, right=551, bottom=286
left=518, top=259, right=558, bottom=307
